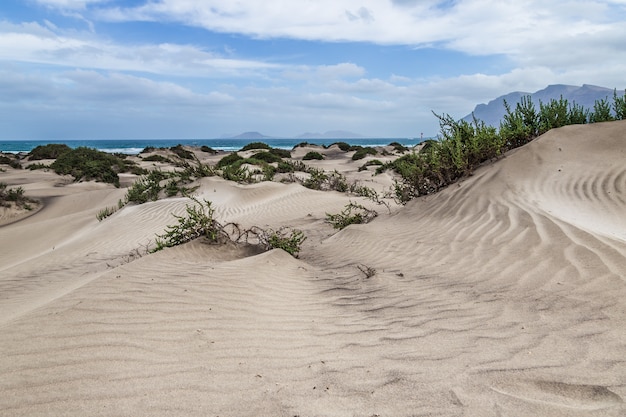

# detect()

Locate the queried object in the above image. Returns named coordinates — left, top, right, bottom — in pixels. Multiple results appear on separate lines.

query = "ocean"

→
left=0, top=138, right=422, bottom=154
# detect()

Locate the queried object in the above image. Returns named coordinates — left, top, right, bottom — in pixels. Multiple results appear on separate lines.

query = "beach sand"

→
left=1, top=121, right=625, bottom=416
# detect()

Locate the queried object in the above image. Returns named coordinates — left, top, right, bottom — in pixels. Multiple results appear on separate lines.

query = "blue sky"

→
left=1, top=0, right=625, bottom=139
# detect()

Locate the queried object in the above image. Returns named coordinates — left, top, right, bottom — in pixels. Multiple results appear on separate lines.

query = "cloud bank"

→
left=1, top=0, right=625, bottom=139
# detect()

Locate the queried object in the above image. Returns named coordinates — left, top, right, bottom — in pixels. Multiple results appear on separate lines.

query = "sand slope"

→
left=0, top=121, right=625, bottom=416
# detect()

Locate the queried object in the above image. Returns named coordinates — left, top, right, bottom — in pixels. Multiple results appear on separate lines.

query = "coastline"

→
left=0, top=137, right=423, bottom=154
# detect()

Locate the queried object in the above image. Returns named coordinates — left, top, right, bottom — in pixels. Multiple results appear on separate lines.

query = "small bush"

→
left=142, top=154, right=172, bottom=163
left=265, top=228, right=306, bottom=258
left=200, top=145, right=218, bottom=154
left=96, top=206, right=117, bottom=221
left=217, top=153, right=244, bottom=168
left=589, top=97, right=615, bottom=123
left=251, top=151, right=283, bottom=163
left=170, top=144, right=195, bottom=160
left=389, top=142, right=409, bottom=153
left=51, top=147, right=137, bottom=187
left=358, top=159, right=383, bottom=171
left=0, top=183, right=35, bottom=210
left=330, top=142, right=351, bottom=151
left=125, top=170, right=169, bottom=203
left=269, top=148, right=291, bottom=158
left=27, top=163, right=50, bottom=170
left=352, top=147, right=377, bottom=160
left=0, top=155, right=22, bottom=169
left=303, top=151, right=324, bottom=160
left=326, top=202, right=377, bottom=230
left=153, top=198, right=230, bottom=251
left=241, top=142, right=271, bottom=151
left=28, top=144, right=71, bottom=160
left=152, top=197, right=306, bottom=257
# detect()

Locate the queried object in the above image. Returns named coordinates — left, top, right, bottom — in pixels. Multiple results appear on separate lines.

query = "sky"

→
left=1, top=0, right=625, bottom=139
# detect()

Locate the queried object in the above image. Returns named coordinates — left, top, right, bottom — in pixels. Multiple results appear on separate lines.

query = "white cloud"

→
left=0, top=20, right=280, bottom=77
left=94, top=0, right=626, bottom=72
left=34, top=0, right=109, bottom=10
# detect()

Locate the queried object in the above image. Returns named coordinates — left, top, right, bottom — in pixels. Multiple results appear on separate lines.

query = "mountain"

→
left=296, top=130, right=365, bottom=139
left=463, top=84, right=615, bottom=126
left=227, top=131, right=273, bottom=139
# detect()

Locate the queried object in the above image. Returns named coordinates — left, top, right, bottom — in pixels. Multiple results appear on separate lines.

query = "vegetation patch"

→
left=329, top=142, right=351, bottom=151
left=269, top=148, right=291, bottom=158
left=377, top=90, right=626, bottom=203
left=389, top=142, right=409, bottom=153
left=303, top=151, right=324, bottom=160
left=0, top=183, right=36, bottom=210
left=170, top=144, right=195, bottom=160
left=152, top=197, right=306, bottom=257
left=142, top=154, right=172, bottom=163
left=27, top=163, right=50, bottom=170
left=240, top=142, right=271, bottom=151
left=200, top=145, right=218, bottom=154
left=326, top=202, right=378, bottom=230
left=50, top=147, right=140, bottom=187
left=358, top=159, right=383, bottom=172
left=251, top=151, right=283, bottom=164
left=351, top=146, right=377, bottom=160
left=28, top=144, right=72, bottom=160
left=0, top=155, right=22, bottom=169
left=217, top=153, right=244, bottom=168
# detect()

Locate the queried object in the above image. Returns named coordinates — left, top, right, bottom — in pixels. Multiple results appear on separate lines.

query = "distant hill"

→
left=463, top=84, right=615, bottom=126
left=296, top=130, right=365, bottom=139
left=227, top=131, right=272, bottom=140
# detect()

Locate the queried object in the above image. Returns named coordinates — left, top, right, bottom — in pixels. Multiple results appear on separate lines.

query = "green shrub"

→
left=0, top=183, right=35, bottom=210
left=27, top=163, right=49, bottom=170
left=613, top=89, right=626, bottom=120
left=0, top=155, right=22, bottom=169
left=96, top=206, right=117, bottom=221
left=153, top=198, right=230, bottom=251
left=152, top=197, right=306, bottom=257
left=251, top=151, right=283, bottom=163
left=276, top=161, right=295, bottom=173
left=352, top=147, right=377, bottom=160
left=51, top=147, right=137, bottom=187
left=330, top=142, right=351, bottom=151
left=221, top=164, right=255, bottom=183
left=589, top=97, right=615, bottom=123
left=326, top=202, right=377, bottom=230
left=200, top=145, right=218, bottom=154
left=217, top=153, right=243, bottom=168
left=389, top=142, right=409, bottom=153
left=303, top=151, right=324, bottom=160
left=170, top=144, right=195, bottom=160
left=125, top=170, right=169, bottom=203
left=269, top=148, right=291, bottom=158
left=358, top=159, right=383, bottom=171
left=142, top=154, right=172, bottom=163
left=265, top=228, right=306, bottom=258
left=241, top=142, right=271, bottom=151
left=28, top=144, right=71, bottom=160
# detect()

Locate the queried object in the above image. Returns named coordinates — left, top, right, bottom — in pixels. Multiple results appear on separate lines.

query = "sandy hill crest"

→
left=0, top=121, right=624, bottom=416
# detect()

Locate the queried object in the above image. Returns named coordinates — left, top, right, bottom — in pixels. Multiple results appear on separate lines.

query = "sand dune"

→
left=0, top=121, right=625, bottom=416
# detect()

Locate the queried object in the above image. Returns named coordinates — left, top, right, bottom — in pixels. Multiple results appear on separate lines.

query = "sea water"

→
left=0, top=138, right=422, bottom=154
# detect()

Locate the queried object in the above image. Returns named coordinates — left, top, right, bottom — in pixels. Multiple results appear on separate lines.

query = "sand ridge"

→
left=0, top=121, right=625, bottom=416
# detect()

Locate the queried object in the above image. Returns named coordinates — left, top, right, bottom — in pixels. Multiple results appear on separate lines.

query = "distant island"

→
left=296, top=130, right=365, bottom=139
left=221, top=130, right=366, bottom=139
